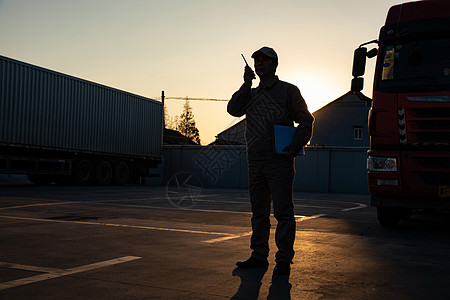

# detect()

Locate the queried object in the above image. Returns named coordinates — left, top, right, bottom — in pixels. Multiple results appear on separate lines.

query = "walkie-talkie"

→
left=241, top=54, right=249, bottom=67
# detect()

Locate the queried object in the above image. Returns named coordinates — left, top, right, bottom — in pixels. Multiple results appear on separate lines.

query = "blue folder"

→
left=274, top=124, right=305, bottom=156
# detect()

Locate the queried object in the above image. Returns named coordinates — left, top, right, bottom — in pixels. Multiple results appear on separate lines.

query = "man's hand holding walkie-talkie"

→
left=241, top=54, right=256, bottom=88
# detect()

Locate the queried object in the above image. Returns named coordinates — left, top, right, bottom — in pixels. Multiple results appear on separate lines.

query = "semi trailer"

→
left=0, top=55, right=163, bottom=185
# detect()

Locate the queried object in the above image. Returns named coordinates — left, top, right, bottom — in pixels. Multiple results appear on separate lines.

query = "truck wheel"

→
left=73, top=159, right=94, bottom=185
left=113, top=161, right=129, bottom=185
left=27, top=174, right=53, bottom=185
left=95, top=160, right=113, bottom=185
left=377, top=206, right=402, bottom=227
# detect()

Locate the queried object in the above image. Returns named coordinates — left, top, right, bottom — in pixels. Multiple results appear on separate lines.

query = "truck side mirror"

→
left=350, top=41, right=377, bottom=104
left=351, top=77, right=364, bottom=93
left=352, top=47, right=367, bottom=77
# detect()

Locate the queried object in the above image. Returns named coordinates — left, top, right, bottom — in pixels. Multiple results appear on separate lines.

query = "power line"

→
left=155, top=96, right=229, bottom=102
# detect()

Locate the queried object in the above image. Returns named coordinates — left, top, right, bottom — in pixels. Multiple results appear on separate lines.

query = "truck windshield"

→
left=378, top=36, right=450, bottom=92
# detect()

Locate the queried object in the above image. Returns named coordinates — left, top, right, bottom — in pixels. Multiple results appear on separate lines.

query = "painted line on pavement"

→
left=0, top=256, right=141, bottom=291
left=340, top=203, right=367, bottom=212
left=0, top=215, right=250, bottom=243
left=0, top=215, right=238, bottom=237
left=202, top=231, right=252, bottom=243
left=0, top=199, right=367, bottom=244
left=295, top=214, right=328, bottom=222
left=294, top=202, right=367, bottom=221
left=0, top=200, right=252, bottom=244
left=0, top=202, right=73, bottom=211
left=0, top=262, right=65, bottom=274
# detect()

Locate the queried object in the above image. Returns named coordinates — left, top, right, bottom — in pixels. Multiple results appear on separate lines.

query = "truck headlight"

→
left=367, top=156, right=397, bottom=172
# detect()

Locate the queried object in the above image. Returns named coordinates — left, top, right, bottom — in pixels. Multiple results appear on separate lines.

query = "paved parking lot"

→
left=1, top=181, right=450, bottom=299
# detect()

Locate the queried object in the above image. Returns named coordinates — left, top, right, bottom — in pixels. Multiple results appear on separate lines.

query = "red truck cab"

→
left=352, top=0, right=450, bottom=226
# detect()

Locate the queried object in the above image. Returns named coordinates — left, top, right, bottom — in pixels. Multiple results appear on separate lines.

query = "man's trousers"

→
left=247, top=155, right=296, bottom=264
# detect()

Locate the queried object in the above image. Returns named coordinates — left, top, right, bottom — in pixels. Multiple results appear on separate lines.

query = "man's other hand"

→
left=282, top=144, right=298, bottom=159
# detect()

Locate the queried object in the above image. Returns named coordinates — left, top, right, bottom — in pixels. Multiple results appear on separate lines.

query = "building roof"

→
left=163, top=128, right=198, bottom=145
left=313, top=91, right=371, bottom=116
left=213, top=119, right=246, bottom=145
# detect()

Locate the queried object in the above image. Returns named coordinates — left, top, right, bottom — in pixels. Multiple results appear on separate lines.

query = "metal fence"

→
left=162, top=145, right=369, bottom=194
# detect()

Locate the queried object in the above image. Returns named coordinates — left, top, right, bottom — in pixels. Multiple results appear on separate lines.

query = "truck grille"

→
left=418, top=172, right=450, bottom=185
left=406, top=108, right=450, bottom=144
left=416, top=157, right=450, bottom=169
left=405, top=154, right=450, bottom=196
left=415, top=157, right=450, bottom=185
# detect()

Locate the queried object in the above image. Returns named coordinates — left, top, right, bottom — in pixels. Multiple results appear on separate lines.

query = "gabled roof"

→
left=217, top=119, right=245, bottom=136
left=312, top=91, right=371, bottom=116
left=213, top=119, right=246, bottom=145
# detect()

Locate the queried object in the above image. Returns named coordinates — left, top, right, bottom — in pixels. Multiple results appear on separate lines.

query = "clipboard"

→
left=274, top=124, right=305, bottom=156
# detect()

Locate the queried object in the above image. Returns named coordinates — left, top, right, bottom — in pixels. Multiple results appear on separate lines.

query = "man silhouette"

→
left=228, top=46, right=314, bottom=276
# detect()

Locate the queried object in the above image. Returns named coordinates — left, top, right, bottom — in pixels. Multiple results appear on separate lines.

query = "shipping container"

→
left=0, top=55, right=163, bottom=185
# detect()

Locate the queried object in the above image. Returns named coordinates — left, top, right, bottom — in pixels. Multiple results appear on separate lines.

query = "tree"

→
left=177, top=99, right=201, bottom=144
left=164, top=105, right=178, bottom=130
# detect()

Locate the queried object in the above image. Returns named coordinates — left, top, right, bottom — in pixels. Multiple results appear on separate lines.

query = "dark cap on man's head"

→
left=251, top=46, right=278, bottom=63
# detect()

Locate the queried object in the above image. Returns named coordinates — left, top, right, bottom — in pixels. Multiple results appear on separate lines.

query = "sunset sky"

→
left=0, top=0, right=404, bottom=144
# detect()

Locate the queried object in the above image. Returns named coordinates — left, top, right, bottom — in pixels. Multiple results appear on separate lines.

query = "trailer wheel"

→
left=377, top=206, right=402, bottom=227
left=113, top=161, right=129, bottom=185
left=95, top=160, right=113, bottom=185
left=74, top=159, right=94, bottom=185
left=27, top=174, right=53, bottom=185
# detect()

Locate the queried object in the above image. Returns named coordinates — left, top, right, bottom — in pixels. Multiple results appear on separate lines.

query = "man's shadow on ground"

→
left=231, top=267, right=292, bottom=299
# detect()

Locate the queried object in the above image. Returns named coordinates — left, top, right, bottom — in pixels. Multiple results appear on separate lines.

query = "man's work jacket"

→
left=228, top=76, right=314, bottom=160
